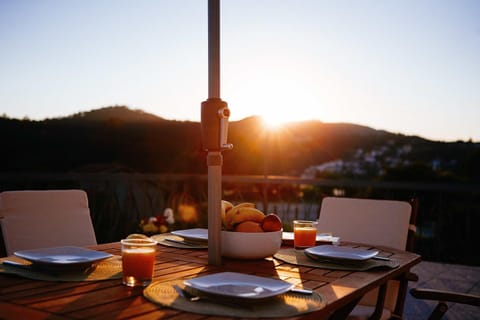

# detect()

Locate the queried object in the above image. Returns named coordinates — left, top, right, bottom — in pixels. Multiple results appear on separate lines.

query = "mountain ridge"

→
left=1, top=106, right=478, bottom=181
left=22, top=106, right=427, bottom=140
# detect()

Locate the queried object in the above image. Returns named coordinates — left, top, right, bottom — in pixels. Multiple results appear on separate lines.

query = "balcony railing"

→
left=1, top=172, right=479, bottom=266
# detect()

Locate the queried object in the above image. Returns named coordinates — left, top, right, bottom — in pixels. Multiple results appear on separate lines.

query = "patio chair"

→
left=0, top=189, right=97, bottom=256
left=410, top=287, right=480, bottom=320
left=317, top=196, right=418, bottom=320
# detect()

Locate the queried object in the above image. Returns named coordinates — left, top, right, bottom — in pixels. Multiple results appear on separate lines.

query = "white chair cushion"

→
left=318, top=197, right=411, bottom=250
left=318, top=197, right=412, bottom=319
left=0, top=190, right=97, bottom=255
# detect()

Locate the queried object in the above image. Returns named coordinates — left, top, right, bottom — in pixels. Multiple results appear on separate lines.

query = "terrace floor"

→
left=403, top=260, right=480, bottom=320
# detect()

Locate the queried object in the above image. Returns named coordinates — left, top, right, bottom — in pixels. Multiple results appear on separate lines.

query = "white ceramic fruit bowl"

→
left=221, top=230, right=282, bottom=259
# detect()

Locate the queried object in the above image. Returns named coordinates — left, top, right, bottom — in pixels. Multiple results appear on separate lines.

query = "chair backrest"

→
left=317, top=196, right=416, bottom=317
left=0, top=190, right=97, bottom=256
left=318, top=197, right=412, bottom=250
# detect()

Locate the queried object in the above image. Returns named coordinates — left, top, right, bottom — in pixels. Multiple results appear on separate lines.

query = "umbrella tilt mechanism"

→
left=201, top=97, right=233, bottom=152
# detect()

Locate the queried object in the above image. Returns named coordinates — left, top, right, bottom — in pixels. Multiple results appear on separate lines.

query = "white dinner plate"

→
left=282, top=232, right=340, bottom=243
left=14, top=246, right=112, bottom=270
left=171, top=228, right=208, bottom=242
left=184, top=272, right=294, bottom=299
left=305, top=245, right=378, bottom=262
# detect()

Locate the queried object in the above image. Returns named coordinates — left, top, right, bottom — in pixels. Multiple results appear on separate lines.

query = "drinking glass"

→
left=121, top=238, right=157, bottom=287
left=293, top=220, right=318, bottom=250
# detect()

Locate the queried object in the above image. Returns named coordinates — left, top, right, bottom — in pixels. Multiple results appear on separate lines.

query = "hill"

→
left=1, top=106, right=479, bottom=181
left=67, top=105, right=165, bottom=123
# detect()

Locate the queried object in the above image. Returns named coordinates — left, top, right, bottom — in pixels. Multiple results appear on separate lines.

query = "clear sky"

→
left=1, top=0, right=479, bottom=142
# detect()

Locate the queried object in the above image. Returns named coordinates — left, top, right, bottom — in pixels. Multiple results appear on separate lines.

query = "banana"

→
left=221, top=200, right=233, bottom=229
left=224, top=202, right=256, bottom=230
left=232, top=206, right=265, bottom=225
left=228, top=206, right=265, bottom=230
left=234, top=202, right=256, bottom=209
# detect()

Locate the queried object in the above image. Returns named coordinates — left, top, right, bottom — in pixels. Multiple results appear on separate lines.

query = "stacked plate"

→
left=13, top=246, right=112, bottom=271
left=171, top=228, right=208, bottom=244
left=304, top=245, right=378, bottom=264
left=183, top=272, right=294, bottom=300
left=281, top=232, right=340, bottom=245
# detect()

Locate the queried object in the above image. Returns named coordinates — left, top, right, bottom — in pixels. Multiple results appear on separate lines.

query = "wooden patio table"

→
left=0, top=241, right=420, bottom=320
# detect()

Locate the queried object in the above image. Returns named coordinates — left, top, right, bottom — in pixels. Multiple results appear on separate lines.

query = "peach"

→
left=261, top=213, right=283, bottom=232
left=234, top=220, right=264, bottom=232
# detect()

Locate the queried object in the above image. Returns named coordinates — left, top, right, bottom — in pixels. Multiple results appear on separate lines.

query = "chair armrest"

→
left=410, top=288, right=480, bottom=306
left=405, top=271, right=419, bottom=282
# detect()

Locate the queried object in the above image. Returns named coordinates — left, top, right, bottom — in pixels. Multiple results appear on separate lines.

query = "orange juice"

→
left=121, top=239, right=156, bottom=287
left=293, top=220, right=318, bottom=249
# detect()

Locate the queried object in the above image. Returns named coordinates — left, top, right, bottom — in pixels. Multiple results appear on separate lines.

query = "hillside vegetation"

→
left=1, top=106, right=479, bottom=182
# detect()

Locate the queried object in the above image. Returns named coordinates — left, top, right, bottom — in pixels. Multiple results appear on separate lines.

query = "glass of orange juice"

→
left=293, top=220, right=318, bottom=250
left=121, top=238, right=157, bottom=287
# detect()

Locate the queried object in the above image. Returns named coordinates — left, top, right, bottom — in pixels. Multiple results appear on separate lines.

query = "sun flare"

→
left=261, top=114, right=290, bottom=129
left=233, top=74, right=321, bottom=130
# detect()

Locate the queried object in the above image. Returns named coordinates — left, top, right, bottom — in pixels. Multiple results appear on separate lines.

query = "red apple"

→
left=261, top=213, right=283, bottom=232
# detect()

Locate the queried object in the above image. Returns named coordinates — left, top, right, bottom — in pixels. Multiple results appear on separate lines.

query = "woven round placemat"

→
left=274, top=248, right=399, bottom=271
left=0, top=255, right=123, bottom=281
left=144, top=279, right=326, bottom=318
left=151, top=233, right=208, bottom=249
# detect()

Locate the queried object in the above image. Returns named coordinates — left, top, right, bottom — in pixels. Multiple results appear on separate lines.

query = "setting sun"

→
left=261, top=114, right=290, bottom=129
left=257, top=100, right=317, bottom=130
left=258, top=103, right=318, bottom=131
left=227, top=70, right=323, bottom=131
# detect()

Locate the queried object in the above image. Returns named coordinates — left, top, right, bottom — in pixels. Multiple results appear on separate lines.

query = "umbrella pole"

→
left=201, top=0, right=231, bottom=265
left=207, top=152, right=222, bottom=265
left=208, top=0, right=220, bottom=99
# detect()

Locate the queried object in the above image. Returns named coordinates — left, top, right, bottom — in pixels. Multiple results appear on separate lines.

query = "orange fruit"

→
left=234, top=220, right=264, bottom=232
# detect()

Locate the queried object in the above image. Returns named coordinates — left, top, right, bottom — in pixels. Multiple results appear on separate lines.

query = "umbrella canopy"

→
left=201, top=0, right=232, bottom=265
